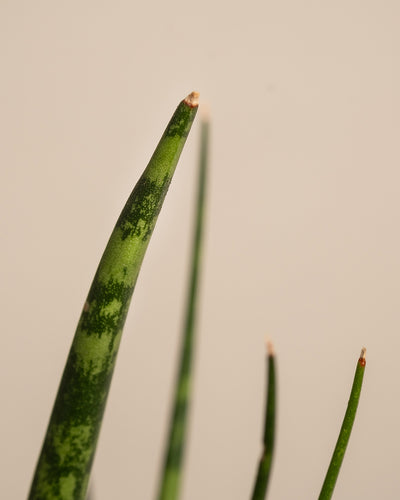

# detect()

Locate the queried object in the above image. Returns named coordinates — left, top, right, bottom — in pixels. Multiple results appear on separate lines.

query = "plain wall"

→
left=1, top=1, right=399, bottom=498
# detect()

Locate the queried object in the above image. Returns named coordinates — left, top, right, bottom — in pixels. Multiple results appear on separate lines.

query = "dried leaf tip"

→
left=359, top=347, right=367, bottom=367
left=184, top=91, right=200, bottom=108
left=265, top=338, right=275, bottom=357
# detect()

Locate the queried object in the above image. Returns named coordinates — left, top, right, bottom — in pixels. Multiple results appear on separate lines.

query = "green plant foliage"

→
left=251, top=342, right=277, bottom=500
left=318, top=348, right=366, bottom=500
left=156, top=117, right=209, bottom=500
left=26, top=89, right=368, bottom=500
left=28, top=92, right=199, bottom=500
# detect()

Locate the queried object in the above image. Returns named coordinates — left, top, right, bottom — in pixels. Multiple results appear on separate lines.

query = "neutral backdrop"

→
left=1, top=1, right=399, bottom=499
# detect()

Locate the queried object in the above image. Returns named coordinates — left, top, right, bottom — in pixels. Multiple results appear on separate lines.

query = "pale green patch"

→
left=53, top=424, right=93, bottom=465
left=101, top=297, right=123, bottom=317
left=146, top=138, right=181, bottom=183
left=59, top=474, right=77, bottom=499
left=73, top=331, right=122, bottom=374
left=97, top=227, right=148, bottom=284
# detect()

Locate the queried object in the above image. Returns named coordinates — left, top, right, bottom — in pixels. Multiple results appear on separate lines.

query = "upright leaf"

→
left=318, top=348, right=366, bottom=500
left=251, top=341, right=277, bottom=500
left=28, top=92, right=199, bottom=500
left=156, top=116, right=209, bottom=500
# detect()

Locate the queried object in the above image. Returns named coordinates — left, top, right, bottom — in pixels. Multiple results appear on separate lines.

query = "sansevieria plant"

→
left=28, top=91, right=366, bottom=500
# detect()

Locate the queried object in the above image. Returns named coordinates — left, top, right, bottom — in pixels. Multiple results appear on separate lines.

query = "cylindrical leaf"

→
left=28, top=92, right=199, bottom=500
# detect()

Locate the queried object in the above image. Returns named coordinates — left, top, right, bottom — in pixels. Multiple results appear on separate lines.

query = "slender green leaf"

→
left=318, top=348, right=366, bottom=500
left=28, top=92, right=199, bottom=500
left=251, top=341, right=277, bottom=500
left=156, top=116, right=209, bottom=500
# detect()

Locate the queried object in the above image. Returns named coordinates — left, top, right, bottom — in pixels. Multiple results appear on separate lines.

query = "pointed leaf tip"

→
left=265, top=338, right=275, bottom=357
left=184, top=91, right=200, bottom=108
left=359, top=347, right=366, bottom=367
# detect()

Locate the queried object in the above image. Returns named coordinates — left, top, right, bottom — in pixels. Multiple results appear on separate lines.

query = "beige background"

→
left=1, top=1, right=399, bottom=499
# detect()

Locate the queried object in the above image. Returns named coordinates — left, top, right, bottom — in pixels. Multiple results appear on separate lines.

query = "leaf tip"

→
left=359, top=347, right=366, bottom=367
left=265, top=337, right=275, bottom=357
left=184, top=91, right=200, bottom=108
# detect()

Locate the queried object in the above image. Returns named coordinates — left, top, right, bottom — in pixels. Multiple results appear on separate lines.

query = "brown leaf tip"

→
left=184, top=91, right=200, bottom=108
left=265, top=337, right=275, bottom=357
left=359, top=347, right=367, bottom=367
